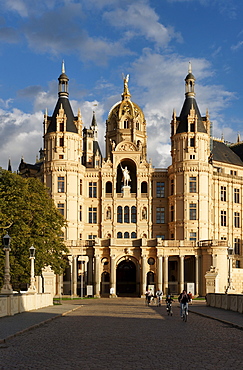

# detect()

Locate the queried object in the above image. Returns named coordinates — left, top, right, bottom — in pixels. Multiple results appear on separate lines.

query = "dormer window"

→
left=60, top=121, right=64, bottom=132
left=190, top=123, right=195, bottom=132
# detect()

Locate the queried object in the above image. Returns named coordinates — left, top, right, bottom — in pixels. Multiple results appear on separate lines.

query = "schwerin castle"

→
left=19, top=62, right=243, bottom=298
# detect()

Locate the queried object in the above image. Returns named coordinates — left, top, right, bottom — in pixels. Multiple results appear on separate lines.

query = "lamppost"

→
left=225, top=244, right=233, bottom=294
left=1, top=233, right=13, bottom=294
left=28, top=245, right=36, bottom=292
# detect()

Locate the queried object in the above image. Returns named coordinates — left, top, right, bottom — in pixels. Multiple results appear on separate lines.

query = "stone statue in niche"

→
left=142, top=207, right=147, bottom=220
left=106, top=206, right=111, bottom=220
left=120, top=163, right=131, bottom=186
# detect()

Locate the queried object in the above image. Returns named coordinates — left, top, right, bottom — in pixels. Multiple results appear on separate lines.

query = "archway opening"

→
left=116, top=259, right=137, bottom=296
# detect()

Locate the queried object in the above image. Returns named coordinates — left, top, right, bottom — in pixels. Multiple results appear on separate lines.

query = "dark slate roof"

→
left=229, top=142, right=243, bottom=162
left=212, top=140, right=243, bottom=166
left=176, top=96, right=207, bottom=134
left=47, top=97, right=78, bottom=133
left=93, top=140, right=102, bottom=158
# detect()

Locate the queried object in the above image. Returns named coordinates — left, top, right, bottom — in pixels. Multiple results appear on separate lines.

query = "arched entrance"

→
left=116, top=259, right=137, bottom=296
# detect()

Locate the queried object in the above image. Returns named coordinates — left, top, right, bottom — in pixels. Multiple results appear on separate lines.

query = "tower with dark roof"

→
left=169, top=64, right=212, bottom=242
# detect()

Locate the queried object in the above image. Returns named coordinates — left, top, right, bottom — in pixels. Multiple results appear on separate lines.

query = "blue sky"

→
left=0, top=0, right=243, bottom=171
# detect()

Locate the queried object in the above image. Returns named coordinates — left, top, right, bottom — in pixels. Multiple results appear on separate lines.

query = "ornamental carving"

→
left=116, top=142, right=137, bottom=151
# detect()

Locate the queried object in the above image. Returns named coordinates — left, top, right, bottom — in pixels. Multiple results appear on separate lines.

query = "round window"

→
left=147, top=257, right=155, bottom=265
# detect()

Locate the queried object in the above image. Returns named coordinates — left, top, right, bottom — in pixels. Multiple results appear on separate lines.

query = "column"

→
left=195, top=255, right=199, bottom=296
left=163, top=256, right=168, bottom=294
left=180, top=255, right=185, bottom=292
left=110, top=254, right=116, bottom=297
left=87, top=255, right=93, bottom=285
left=94, top=252, right=101, bottom=297
left=141, top=253, right=147, bottom=296
left=157, top=255, right=163, bottom=292
left=73, top=256, right=77, bottom=296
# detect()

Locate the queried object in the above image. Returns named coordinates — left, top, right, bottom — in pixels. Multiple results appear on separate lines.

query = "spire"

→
left=237, top=132, right=241, bottom=143
left=90, top=111, right=97, bottom=129
left=176, top=65, right=206, bottom=134
left=58, top=60, right=69, bottom=98
left=121, top=74, right=131, bottom=100
left=185, top=62, right=195, bottom=98
left=8, top=158, right=12, bottom=172
left=91, top=111, right=98, bottom=140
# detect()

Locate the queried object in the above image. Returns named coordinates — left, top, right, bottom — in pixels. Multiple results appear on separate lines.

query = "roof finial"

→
left=62, top=60, right=65, bottom=74
left=122, top=73, right=131, bottom=100
left=188, top=61, right=192, bottom=74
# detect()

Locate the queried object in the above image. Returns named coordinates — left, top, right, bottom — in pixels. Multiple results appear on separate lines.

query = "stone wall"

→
left=206, top=293, right=243, bottom=314
left=0, top=293, right=53, bottom=317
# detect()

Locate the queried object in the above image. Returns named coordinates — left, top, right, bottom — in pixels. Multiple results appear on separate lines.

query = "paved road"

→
left=1, top=298, right=243, bottom=369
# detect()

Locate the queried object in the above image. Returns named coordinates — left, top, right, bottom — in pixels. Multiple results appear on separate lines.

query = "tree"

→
left=0, top=168, right=68, bottom=290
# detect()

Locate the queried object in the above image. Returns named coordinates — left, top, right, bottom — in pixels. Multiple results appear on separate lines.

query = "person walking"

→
left=156, top=289, right=163, bottom=306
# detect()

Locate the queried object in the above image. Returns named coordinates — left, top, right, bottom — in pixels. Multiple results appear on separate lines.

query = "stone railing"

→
left=0, top=292, right=53, bottom=317
left=206, top=293, right=243, bottom=314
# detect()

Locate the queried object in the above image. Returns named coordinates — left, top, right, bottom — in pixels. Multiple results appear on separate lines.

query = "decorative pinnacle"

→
left=188, top=61, right=192, bottom=74
left=122, top=73, right=131, bottom=99
left=62, top=60, right=65, bottom=74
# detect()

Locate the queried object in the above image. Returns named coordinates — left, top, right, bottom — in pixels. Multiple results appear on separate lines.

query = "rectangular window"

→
left=88, top=234, right=97, bottom=240
left=235, top=260, right=240, bottom=268
left=190, top=123, right=195, bottom=132
left=190, top=137, right=195, bottom=147
left=234, top=188, right=240, bottom=203
left=189, top=232, right=197, bottom=241
left=234, top=238, right=240, bottom=255
left=171, top=179, right=174, bottom=195
left=88, top=207, right=97, bottom=224
left=79, top=206, right=82, bottom=222
left=57, top=203, right=64, bottom=216
left=221, top=210, right=226, bottom=226
left=189, top=177, right=197, bottom=193
left=171, top=205, right=174, bottom=222
left=80, top=180, right=82, bottom=196
left=220, top=186, right=226, bottom=202
left=234, top=212, right=240, bottom=228
left=156, top=207, right=165, bottom=224
left=156, top=235, right=165, bottom=239
left=89, top=182, right=97, bottom=198
left=59, top=121, right=64, bottom=132
left=58, top=176, right=65, bottom=193
left=189, top=203, right=197, bottom=220
left=59, top=137, right=64, bottom=147
left=156, top=182, right=165, bottom=198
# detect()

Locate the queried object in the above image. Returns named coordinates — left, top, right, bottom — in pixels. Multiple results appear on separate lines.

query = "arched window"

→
left=131, top=206, right=137, bottom=223
left=124, top=119, right=129, bottom=129
left=131, top=232, right=137, bottom=239
left=141, top=181, right=147, bottom=193
left=106, top=181, right=112, bottom=194
left=117, top=206, right=123, bottom=223
left=124, top=232, right=129, bottom=238
left=117, top=232, right=122, bottom=238
left=124, top=206, right=129, bottom=223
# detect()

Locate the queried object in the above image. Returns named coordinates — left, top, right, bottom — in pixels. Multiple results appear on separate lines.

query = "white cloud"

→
left=231, top=41, right=243, bottom=51
left=103, top=2, right=182, bottom=47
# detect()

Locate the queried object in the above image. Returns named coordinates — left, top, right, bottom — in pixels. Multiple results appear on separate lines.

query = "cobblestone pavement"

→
left=1, top=298, right=243, bottom=370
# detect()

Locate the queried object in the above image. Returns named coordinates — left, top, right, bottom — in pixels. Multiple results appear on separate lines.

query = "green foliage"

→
left=0, top=168, right=68, bottom=290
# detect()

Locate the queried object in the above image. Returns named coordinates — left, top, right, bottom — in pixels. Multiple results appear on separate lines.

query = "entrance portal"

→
left=116, top=259, right=137, bottom=296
